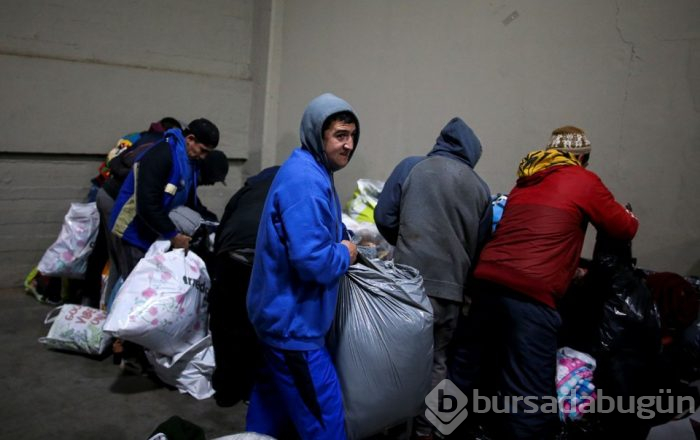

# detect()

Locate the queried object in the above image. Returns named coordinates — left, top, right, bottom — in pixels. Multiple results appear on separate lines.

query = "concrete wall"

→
left=246, top=0, right=284, bottom=176
left=0, top=0, right=254, bottom=287
left=272, top=0, right=700, bottom=276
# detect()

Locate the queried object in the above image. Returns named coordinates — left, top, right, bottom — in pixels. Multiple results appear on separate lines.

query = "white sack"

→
left=38, top=202, right=100, bottom=278
left=145, top=335, right=216, bottom=400
left=103, top=241, right=210, bottom=357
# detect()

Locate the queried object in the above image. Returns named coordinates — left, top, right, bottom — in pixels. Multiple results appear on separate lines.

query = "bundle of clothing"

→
left=556, top=347, right=597, bottom=423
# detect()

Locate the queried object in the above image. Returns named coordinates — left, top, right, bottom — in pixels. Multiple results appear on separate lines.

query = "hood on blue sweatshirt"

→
left=299, top=93, right=360, bottom=172
left=428, top=117, right=482, bottom=168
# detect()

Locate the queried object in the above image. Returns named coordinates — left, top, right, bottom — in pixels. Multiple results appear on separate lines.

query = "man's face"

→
left=185, top=134, right=213, bottom=161
left=323, top=120, right=357, bottom=172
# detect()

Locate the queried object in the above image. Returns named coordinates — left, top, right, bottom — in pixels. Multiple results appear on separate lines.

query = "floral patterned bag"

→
left=37, top=202, right=100, bottom=279
left=103, top=241, right=210, bottom=357
left=39, top=304, right=112, bottom=355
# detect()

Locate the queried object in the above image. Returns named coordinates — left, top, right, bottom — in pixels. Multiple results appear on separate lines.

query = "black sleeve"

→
left=135, top=142, right=178, bottom=238
left=212, top=185, right=245, bottom=254
left=107, top=154, right=132, bottom=180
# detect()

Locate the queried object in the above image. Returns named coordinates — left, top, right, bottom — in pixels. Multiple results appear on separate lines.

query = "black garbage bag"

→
left=588, top=232, right=663, bottom=438
left=585, top=232, right=662, bottom=356
left=559, top=232, right=661, bottom=357
left=598, top=267, right=661, bottom=355
left=559, top=231, right=667, bottom=438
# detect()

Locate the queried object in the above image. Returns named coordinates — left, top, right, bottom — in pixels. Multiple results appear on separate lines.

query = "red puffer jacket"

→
left=474, top=165, right=638, bottom=308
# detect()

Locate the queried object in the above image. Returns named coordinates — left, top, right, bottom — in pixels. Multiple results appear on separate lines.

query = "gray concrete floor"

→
left=0, top=288, right=247, bottom=440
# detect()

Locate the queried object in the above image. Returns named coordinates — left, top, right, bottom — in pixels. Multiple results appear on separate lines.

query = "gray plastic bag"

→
left=328, top=255, right=433, bottom=440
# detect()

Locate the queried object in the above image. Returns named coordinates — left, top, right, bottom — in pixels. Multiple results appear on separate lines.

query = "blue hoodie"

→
left=247, top=93, right=360, bottom=351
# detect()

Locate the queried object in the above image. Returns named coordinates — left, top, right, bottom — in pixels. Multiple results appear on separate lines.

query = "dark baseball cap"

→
left=186, top=118, right=219, bottom=148
left=199, top=150, right=229, bottom=185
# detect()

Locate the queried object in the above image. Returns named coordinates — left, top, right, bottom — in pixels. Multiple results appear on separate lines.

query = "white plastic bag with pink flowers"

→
left=103, top=240, right=210, bottom=357
left=39, top=304, right=112, bottom=355
left=38, top=202, right=100, bottom=279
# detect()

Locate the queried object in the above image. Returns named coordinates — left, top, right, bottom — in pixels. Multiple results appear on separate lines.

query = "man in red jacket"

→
left=448, top=126, right=639, bottom=439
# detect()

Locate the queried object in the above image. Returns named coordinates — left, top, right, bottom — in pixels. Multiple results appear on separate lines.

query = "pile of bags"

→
left=343, top=179, right=393, bottom=260
left=38, top=238, right=215, bottom=400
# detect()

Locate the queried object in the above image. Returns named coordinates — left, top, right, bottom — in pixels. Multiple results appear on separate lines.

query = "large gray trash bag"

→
left=328, top=255, right=433, bottom=440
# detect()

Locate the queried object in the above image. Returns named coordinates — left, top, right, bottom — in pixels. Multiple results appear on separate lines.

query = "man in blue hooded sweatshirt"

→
left=374, top=117, right=492, bottom=440
left=246, top=93, right=359, bottom=439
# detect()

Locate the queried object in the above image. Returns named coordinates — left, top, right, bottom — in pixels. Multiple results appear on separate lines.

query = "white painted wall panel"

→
left=0, top=0, right=255, bottom=288
left=0, top=54, right=250, bottom=157
left=0, top=0, right=252, bottom=79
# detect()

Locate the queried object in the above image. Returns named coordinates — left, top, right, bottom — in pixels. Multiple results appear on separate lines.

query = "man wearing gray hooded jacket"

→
left=374, top=117, right=492, bottom=440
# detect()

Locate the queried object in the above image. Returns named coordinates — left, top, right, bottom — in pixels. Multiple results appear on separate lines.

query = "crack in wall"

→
left=615, top=0, right=637, bottom=163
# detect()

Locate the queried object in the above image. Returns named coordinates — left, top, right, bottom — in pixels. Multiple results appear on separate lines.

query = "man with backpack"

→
left=109, top=118, right=223, bottom=274
left=94, top=117, right=183, bottom=301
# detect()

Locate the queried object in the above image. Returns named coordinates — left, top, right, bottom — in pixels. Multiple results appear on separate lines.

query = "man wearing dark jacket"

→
left=450, top=126, right=639, bottom=439
left=208, top=165, right=279, bottom=407
left=109, top=118, right=221, bottom=275
left=107, top=118, right=226, bottom=373
left=374, top=117, right=492, bottom=440
left=94, top=118, right=182, bottom=302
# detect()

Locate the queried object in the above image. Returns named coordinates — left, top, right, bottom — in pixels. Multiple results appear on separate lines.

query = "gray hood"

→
left=300, top=93, right=360, bottom=171
left=428, top=117, right=482, bottom=168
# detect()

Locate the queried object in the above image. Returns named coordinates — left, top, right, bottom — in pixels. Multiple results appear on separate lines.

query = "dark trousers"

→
left=448, top=282, right=561, bottom=439
left=208, top=253, right=262, bottom=405
left=118, top=241, right=145, bottom=278
left=414, top=296, right=461, bottom=436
